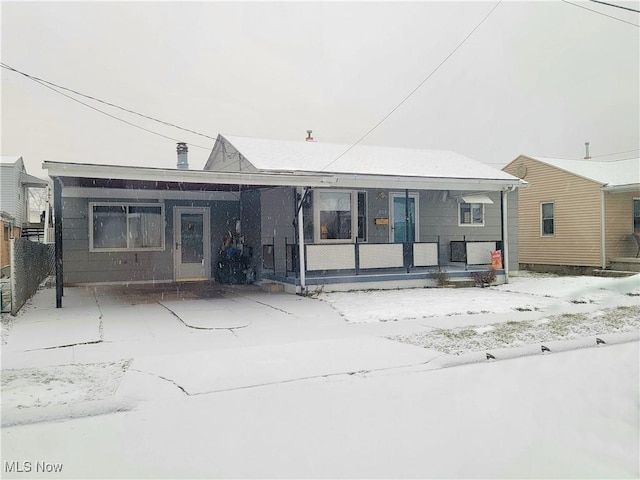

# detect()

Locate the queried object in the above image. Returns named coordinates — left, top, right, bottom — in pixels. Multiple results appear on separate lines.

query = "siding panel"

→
left=504, top=156, right=603, bottom=267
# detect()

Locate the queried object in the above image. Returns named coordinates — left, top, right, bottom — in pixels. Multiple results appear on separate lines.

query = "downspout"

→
left=296, top=187, right=309, bottom=294
left=600, top=189, right=606, bottom=269
left=54, top=177, right=63, bottom=308
left=501, top=189, right=510, bottom=284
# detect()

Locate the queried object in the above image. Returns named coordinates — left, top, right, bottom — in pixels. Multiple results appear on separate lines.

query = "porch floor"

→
left=263, top=264, right=502, bottom=287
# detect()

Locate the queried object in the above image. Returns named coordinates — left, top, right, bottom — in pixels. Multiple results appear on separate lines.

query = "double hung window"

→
left=541, top=202, right=554, bottom=236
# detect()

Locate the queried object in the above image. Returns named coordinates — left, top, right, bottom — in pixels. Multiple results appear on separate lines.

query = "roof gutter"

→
left=43, top=161, right=525, bottom=192
left=601, top=183, right=640, bottom=193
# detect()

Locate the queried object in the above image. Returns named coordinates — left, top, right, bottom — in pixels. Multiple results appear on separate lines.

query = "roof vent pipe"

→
left=584, top=142, right=591, bottom=160
left=306, top=130, right=315, bottom=142
left=177, top=142, right=189, bottom=170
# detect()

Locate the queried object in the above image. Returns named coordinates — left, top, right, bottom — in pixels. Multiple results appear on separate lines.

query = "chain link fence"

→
left=8, top=238, right=54, bottom=315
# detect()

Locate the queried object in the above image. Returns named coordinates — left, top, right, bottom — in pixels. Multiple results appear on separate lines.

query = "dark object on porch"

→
left=215, top=247, right=253, bottom=285
left=541, top=345, right=551, bottom=353
left=634, top=232, right=640, bottom=258
left=596, top=337, right=606, bottom=345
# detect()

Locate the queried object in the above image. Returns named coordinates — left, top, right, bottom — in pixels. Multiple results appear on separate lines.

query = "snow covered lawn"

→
left=392, top=305, right=640, bottom=355
left=1, top=360, right=130, bottom=410
left=317, top=272, right=640, bottom=323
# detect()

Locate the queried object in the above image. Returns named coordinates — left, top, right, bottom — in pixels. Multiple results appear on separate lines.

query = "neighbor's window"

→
left=3, top=224, right=9, bottom=241
left=541, top=202, right=554, bottom=236
left=634, top=199, right=640, bottom=233
left=459, top=202, right=484, bottom=226
left=90, top=203, right=164, bottom=251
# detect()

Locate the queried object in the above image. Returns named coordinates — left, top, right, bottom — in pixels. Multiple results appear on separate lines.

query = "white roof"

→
left=220, top=135, right=519, bottom=182
left=0, top=156, right=23, bottom=166
left=526, top=156, right=639, bottom=187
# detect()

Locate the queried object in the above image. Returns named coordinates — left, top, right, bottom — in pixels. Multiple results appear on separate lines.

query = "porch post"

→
left=54, top=177, right=63, bottom=308
left=405, top=189, right=410, bottom=272
left=297, top=187, right=307, bottom=293
left=501, top=190, right=510, bottom=284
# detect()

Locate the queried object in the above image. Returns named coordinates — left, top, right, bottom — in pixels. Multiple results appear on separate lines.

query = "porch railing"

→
left=305, top=242, right=439, bottom=274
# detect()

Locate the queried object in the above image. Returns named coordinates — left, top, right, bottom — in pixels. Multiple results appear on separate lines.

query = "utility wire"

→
left=320, top=0, right=503, bottom=172
left=589, top=0, right=640, bottom=13
left=561, top=0, right=640, bottom=26
left=591, top=148, right=640, bottom=158
left=1, top=62, right=216, bottom=148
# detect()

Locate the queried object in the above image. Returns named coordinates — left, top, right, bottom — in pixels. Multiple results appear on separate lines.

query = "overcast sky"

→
left=1, top=1, right=638, bottom=178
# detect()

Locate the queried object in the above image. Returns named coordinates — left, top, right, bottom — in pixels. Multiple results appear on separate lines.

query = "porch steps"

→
left=259, top=282, right=285, bottom=293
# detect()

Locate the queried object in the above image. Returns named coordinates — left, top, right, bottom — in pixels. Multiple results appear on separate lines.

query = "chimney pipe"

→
left=177, top=142, right=189, bottom=170
left=305, top=130, right=314, bottom=142
left=584, top=142, right=591, bottom=160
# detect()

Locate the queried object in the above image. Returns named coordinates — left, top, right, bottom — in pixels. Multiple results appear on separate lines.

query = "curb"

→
left=429, top=331, right=639, bottom=369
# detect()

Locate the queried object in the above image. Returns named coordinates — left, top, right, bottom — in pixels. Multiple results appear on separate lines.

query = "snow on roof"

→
left=0, top=156, right=23, bottom=165
left=526, top=156, right=639, bottom=187
left=221, top=135, right=518, bottom=181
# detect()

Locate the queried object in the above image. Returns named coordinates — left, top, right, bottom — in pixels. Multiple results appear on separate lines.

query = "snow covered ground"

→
left=1, top=272, right=639, bottom=478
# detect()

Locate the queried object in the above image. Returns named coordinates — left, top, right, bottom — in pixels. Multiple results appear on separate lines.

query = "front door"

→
left=174, top=207, right=210, bottom=281
left=390, top=193, right=419, bottom=243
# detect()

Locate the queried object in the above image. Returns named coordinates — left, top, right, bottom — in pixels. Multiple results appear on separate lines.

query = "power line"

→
left=1, top=62, right=215, bottom=149
left=320, top=0, right=503, bottom=172
left=561, top=0, right=640, bottom=26
left=591, top=148, right=640, bottom=158
left=589, top=0, right=640, bottom=13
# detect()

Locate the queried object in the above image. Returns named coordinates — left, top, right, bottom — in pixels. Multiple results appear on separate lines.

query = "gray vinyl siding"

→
left=62, top=196, right=239, bottom=284
left=418, top=190, right=504, bottom=266
left=240, top=189, right=262, bottom=278
left=261, top=187, right=296, bottom=275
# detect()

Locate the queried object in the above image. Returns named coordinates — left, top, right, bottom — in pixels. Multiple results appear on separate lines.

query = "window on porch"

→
left=314, top=190, right=367, bottom=243
left=634, top=198, right=640, bottom=233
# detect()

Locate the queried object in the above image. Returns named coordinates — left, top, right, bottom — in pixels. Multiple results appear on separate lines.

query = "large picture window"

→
left=90, top=203, right=164, bottom=251
left=314, top=190, right=367, bottom=242
left=541, top=202, right=554, bottom=236
left=459, top=202, right=484, bottom=226
left=634, top=199, right=640, bottom=233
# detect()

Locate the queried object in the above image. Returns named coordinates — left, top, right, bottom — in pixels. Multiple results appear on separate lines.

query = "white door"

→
left=389, top=193, right=419, bottom=242
left=174, top=207, right=210, bottom=281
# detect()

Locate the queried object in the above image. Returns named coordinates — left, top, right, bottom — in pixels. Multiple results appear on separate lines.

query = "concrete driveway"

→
left=2, top=283, right=439, bottom=408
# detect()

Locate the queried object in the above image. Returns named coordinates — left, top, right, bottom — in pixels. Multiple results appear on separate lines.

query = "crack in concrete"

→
left=223, top=289, right=294, bottom=315
left=130, top=368, right=191, bottom=395
left=26, top=339, right=103, bottom=351
left=157, top=301, right=251, bottom=332
left=92, top=290, right=104, bottom=341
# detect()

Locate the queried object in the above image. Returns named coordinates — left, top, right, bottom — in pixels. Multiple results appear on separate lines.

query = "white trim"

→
left=540, top=201, right=555, bottom=237
left=501, top=191, right=510, bottom=283
left=458, top=202, right=485, bottom=227
left=63, top=187, right=239, bottom=201
left=389, top=192, right=420, bottom=242
left=173, top=206, right=211, bottom=282
left=44, top=161, right=523, bottom=192
left=89, top=202, right=166, bottom=252
left=314, top=189, right=358, bottom=243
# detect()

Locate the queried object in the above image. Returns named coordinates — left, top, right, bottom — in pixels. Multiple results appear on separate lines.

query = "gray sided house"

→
left=44, top=135, right=524, bottom=306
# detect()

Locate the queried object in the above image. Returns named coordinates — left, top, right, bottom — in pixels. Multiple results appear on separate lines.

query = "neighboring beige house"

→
left=503, top=155, right=639, bottom=272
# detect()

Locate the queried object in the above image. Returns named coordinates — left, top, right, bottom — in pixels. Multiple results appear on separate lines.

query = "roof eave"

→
left=42, top=161, right=525, bottom=192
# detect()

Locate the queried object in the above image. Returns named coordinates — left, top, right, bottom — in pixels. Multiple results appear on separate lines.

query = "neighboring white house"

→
left=0, top=156, right=49, bottom=276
